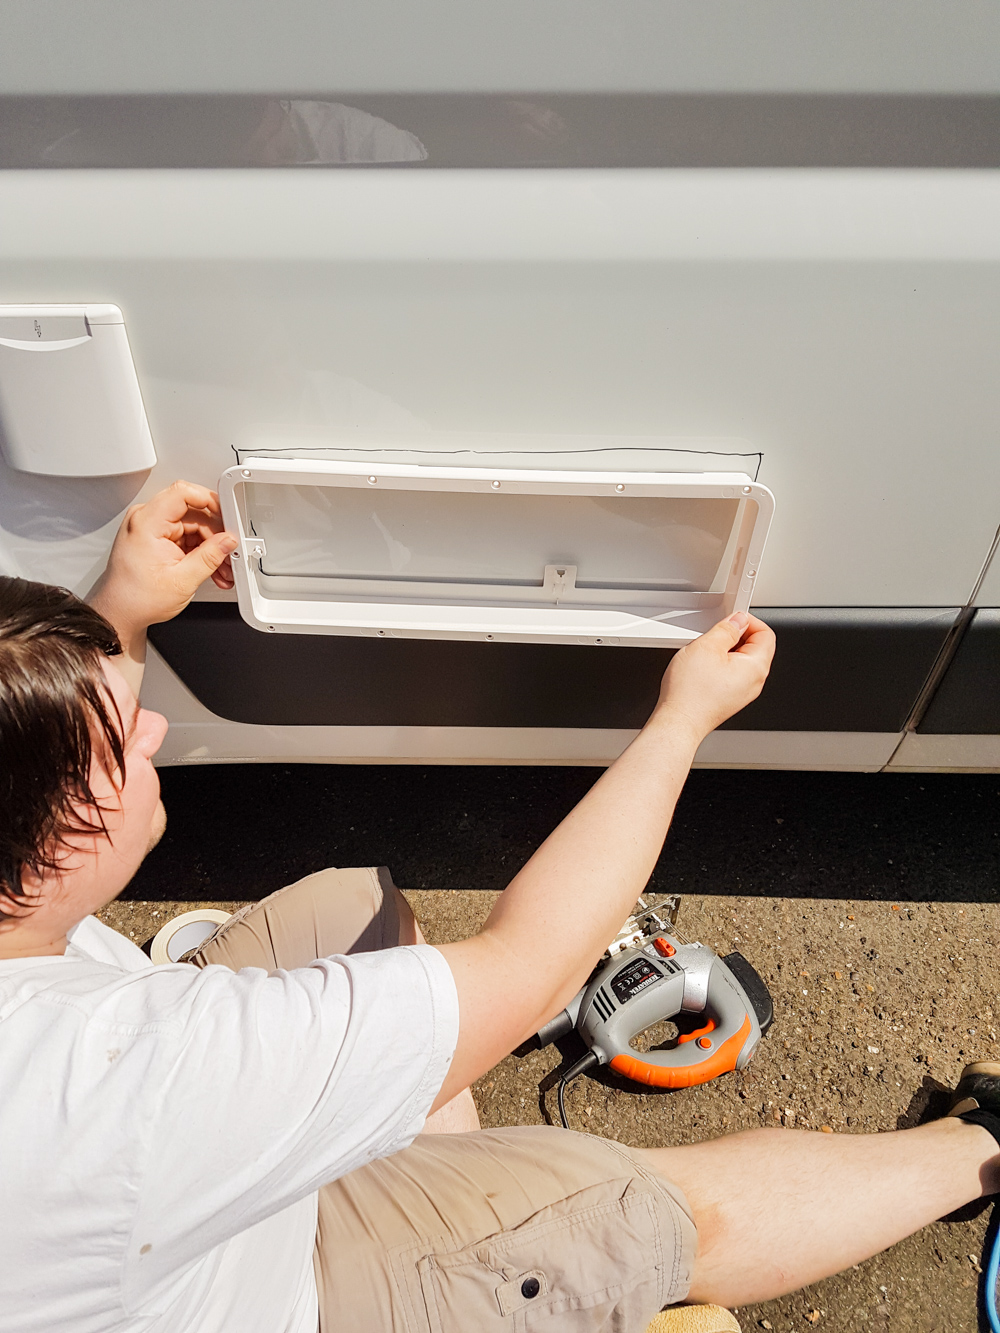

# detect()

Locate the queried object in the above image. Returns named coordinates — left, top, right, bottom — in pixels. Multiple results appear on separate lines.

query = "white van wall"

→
left=2, top=0, right=999, bottom=97
left=1, top=170, right=998, bottom=610
left=0, top=0, right=997, bottom=770
left=0, top=168, right=996, bottom=770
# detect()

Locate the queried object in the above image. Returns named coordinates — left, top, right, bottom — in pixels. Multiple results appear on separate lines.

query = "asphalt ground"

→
left=116, top=765, right=1000, bottom=1332
left=131, top=765, right=1000, bottom=905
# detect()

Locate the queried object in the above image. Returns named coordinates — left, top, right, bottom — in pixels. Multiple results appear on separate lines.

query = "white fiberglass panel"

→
left=247, top=482, right=739, bottom=592
left=2, top=169, right=998, bottom=609
left=3, top=2, right=999, bottom=96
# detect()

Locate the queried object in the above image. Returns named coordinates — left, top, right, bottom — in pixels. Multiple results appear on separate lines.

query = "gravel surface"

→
left=129, top=766, right=1000, bottom=904
left=101, top=886, right=1000, bottom=1333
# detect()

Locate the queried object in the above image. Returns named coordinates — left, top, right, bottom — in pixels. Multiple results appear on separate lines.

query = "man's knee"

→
left=193, top=865, right=407, bottom=970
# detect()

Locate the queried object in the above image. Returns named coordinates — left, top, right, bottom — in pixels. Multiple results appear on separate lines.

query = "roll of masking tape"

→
left=149, top=909, right=232, bottom=965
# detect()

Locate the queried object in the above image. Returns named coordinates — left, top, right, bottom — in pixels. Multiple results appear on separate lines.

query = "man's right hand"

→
left=653, top=611, right=775, bottom=741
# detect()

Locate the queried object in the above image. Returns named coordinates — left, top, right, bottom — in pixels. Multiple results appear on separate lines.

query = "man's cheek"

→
left=146, top=800, right=167, bottom=855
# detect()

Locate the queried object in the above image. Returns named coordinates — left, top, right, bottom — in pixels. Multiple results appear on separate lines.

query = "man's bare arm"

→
left=431, top=613, right=775, bottom=1109
left=88, top=481, right=237, bottom=695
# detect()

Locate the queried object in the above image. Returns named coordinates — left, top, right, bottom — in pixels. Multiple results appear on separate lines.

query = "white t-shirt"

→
left=0, top=916, right=459, bottom=1333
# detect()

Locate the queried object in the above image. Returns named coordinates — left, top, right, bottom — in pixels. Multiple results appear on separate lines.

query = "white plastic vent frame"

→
left=219, top=458, right=774, bottom=648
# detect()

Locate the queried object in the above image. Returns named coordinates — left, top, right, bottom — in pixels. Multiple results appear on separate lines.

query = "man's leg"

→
left=310, top=1109, right=997, bottom=1332
left=313, top=1125, right=698, bottom=1332
left=640, top=1117, right=1000, bottom=1308
left=187, top=865, right=479, bottom=1133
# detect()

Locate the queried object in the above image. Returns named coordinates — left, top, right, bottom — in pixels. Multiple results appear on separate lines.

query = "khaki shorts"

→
left=190, top=868, right=698, bottom=1331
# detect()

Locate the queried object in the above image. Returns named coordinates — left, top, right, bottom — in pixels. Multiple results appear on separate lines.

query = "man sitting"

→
left=1, top=480, right=997, bottom=1333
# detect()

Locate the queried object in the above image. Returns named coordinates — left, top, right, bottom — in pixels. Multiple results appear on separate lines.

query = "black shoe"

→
left=948, top=1062, right=1000, bottom=1155
left=948, top=1062, right=1000, bottom=1119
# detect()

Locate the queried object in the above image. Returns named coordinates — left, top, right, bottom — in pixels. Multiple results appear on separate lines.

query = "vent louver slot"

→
left=593, top=987, right=615, bottom=1023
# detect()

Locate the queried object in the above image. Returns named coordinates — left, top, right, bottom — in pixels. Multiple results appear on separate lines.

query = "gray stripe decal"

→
left=2, top=93, right=999, bottom=169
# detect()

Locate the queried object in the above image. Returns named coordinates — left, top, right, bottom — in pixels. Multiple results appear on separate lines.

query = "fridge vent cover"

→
left=219, top=457, right=773, bottom=648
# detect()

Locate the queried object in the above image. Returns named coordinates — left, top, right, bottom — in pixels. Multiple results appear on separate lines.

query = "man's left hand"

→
left=90, top=480, right=237, bottom=650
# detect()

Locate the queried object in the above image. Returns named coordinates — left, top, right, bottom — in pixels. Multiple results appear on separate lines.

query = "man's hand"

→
left=89, top=481, right=237, bottom=694
left=653, top=612, right=775, bottom=741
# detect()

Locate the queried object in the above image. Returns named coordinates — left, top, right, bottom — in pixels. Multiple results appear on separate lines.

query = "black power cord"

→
left=556, top=1051, right=601, bottom=1129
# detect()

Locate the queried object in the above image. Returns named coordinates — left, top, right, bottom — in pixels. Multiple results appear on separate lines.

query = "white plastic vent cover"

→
left=219, top=458, right=774, bottom=648
left=0, top=305, right=155, bottom=477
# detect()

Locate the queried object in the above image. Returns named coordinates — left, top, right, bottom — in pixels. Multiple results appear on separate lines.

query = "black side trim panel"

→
left=720, top=608, right=958, bottom=733
left=2, top=94, right=999, bottom=169
left=148, top=605, right=670, bottom=729
left=149, top=604, right=958, bottom=733
left=918, top=609, right=1000, bottom=734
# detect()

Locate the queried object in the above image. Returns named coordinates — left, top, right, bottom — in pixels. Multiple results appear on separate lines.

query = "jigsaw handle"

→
left=608, top=955, right=761, bottom=1089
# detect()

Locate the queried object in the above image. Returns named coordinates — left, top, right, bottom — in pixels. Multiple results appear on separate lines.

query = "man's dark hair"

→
left=0, top=576, right=125, bottom=914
